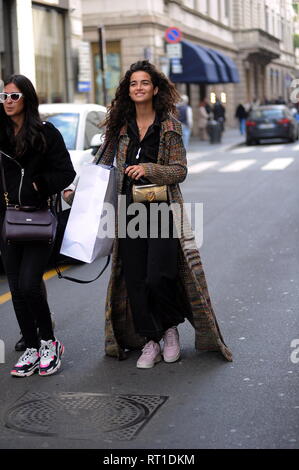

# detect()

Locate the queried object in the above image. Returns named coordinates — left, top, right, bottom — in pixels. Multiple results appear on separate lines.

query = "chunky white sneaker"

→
left=39, top=338, right=64, bottom=376
left=11, top=348, right=40, bottom=377
left=163, top=327, right=181, bottom=363
left=137, top=340, right=162, bottom=369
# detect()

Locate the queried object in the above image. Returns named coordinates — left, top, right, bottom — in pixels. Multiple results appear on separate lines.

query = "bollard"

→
left=207, top=120, right=222, bottom=143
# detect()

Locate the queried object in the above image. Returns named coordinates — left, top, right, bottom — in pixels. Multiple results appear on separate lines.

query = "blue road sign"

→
left=165, top=27, right=182, bottom=44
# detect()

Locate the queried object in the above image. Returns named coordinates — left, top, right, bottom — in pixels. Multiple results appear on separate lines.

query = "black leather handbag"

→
left=2, top=205, right=57, bottom=245
left=0, top=152, right=57, bottom=245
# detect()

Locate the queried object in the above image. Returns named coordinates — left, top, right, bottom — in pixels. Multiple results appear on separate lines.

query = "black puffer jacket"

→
left=0, top=122, right=76, bottom=214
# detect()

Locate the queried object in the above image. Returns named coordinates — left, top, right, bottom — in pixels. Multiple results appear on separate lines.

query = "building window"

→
left=224, top=0, right=230, bottom=18
left=92, top=41, right=121, bottom=106
left=258, top=2, right=262, bottom=29
left=270, top=68, right=274, bottom=98
left=281, top=20, right=285, bottom=44
left=265, top=5, right=269, bottom=32
left=32, top=5, right=67, bottom=103
left=206, top=0, right=210, bottom=16
left=0, top=0, right=13, bottom=78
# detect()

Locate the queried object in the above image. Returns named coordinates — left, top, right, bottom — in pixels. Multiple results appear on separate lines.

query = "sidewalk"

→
left=187, top=127, right=245, bottom=156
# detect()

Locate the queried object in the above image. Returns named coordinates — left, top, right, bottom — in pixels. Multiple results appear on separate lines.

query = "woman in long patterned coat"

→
left=98, top=61, right=232, bottom=366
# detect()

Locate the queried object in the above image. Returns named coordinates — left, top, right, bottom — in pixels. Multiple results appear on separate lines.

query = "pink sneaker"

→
left=137, top=341, right=162, bottom=369
left=163, top=327, right=181, bottom=363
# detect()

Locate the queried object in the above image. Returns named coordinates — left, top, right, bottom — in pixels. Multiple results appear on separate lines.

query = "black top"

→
left=235, top=104, right=248, bottom=119
left=0, top=122, right=76, bottom=214
left=213, top=101, right=226, bottom=120
left=122, top=116, right=161, bottom=196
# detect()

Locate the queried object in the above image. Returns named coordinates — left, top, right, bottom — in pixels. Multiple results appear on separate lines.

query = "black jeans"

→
left=119, top=203, right=185, bottom=342
left=1, top=240, right=54, bottom=350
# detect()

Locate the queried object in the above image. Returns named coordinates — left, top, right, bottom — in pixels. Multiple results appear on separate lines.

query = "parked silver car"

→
left=39, top=103, right=106, bottom=175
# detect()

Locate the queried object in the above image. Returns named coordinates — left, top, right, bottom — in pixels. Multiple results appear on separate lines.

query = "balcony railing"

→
left=235, top=28, right=280, bottom=61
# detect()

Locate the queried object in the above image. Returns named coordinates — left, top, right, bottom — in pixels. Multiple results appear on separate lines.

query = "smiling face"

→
left=2, top=83, right=25, bottom=120
left=129, top=71, right=158, bottom=105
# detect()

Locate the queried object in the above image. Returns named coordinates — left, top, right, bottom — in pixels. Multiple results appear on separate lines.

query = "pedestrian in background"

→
left=213, top=97, right=226, bottom=132
left=0, top=74, right=75, bottom=377
left=250, top=97, right=260, bottom=110
left=176, top=94, right=193, bottom=150
left=198, top=98, right=210, bottom=140
left=275, top=96, right=286, bottom=104
left=96, top=60, right=232, bottom=367
left=235, top=103, right=248, bottom=135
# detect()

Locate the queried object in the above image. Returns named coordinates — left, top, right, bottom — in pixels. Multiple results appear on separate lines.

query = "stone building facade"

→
left=0, top=0, right=84, bottom=103
left=233, top=0, right=296, bottom=108
left=1, top=1, right=296, bottom=126
left=82, top=0, right=297, bottom=130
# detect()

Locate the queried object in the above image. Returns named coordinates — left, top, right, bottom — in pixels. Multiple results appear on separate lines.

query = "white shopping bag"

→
left=60, top=163, right=116, bottom=263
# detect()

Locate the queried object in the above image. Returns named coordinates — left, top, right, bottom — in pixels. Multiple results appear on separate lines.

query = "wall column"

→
left=15, top=0, right=36, bottom=84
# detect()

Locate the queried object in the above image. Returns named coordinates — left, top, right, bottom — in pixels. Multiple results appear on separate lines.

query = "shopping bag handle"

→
left=55, top=255, right=110, bottom=284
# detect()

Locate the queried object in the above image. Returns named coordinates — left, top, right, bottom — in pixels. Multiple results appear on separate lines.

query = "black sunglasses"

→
left=0, top=92, right=23, bottom=103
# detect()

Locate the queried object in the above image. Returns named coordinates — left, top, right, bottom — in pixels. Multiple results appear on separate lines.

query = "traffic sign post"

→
left=164, top=27, right=183, bottom=75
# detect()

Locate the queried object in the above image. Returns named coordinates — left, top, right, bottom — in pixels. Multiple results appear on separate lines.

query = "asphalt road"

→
left=0, top=136, right=298, bottom=454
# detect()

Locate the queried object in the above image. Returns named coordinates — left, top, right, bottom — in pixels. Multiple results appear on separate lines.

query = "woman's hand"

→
left=32, top=182, right=38, bottom=191
left=125, top=165, right=145, bottom=180
left=62, top=189, right=74, bottom=204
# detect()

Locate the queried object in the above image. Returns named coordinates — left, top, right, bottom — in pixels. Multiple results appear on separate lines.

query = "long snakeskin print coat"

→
left=97, top=115, right=233, bottom=362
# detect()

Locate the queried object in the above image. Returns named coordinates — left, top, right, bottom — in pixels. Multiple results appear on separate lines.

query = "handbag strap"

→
left=55, top=255, right=111, bottom=284
left=95, top=137, right=118, bottom=165
left=0, top=151, right=49, bottom=209
left=95, top=139, right=110, bottom=165
left=0, top=152, right=8, bottom=194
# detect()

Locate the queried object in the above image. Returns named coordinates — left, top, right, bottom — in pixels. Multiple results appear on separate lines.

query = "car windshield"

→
left=41, top=113, right=79, bottom=150
left=250, top=109, right=285, bottom=120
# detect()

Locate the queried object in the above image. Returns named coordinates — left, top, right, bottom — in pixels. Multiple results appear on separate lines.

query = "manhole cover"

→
left=5, top=392, right=168, bottom=441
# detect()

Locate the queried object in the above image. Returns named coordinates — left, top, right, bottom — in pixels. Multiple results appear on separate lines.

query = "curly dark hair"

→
left=103, top=60, right=181, bottom=141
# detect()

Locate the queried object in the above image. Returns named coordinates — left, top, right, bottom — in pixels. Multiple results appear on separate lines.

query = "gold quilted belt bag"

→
left=132, top=184, right=168, bottom=203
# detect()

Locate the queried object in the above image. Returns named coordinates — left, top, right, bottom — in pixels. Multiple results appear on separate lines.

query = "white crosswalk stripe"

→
left=219, top=159, right=256, bottom=172
left=261, top=158, right=294, bottom=170
left=188, top=161, right=218, bottom=174
left=188, top=157, right=296, bottom=174
left=261, top=145, right=286, bottom=152
left=223, top=144, right=299, bottom=155
left=231, top=147, right=256, bottom=154
left=187, top=151, right=210, bottom=161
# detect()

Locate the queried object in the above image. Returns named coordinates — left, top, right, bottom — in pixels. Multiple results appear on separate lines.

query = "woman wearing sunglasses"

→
left=0, top=74, right=76, bottom=377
